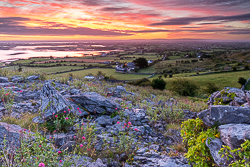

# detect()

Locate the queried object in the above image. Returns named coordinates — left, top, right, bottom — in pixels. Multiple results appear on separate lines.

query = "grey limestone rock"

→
left=0, top=77, right=9, bottom=83
left=70, top=92, right=121, bottom=115
left=219, top=124, right=250, bottom=150
left=206, top=138, right=232, bottom=167
left=39, top=82, right=73, bottom=120
left=198, top=105, right=250, bottom=126
left=26, top=75, right=39, bottom=81
left=0, top=122, right=33, bottom=150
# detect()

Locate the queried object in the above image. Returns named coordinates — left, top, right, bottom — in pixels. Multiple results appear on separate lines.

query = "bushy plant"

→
left=204, top=82, right=219, bottom=94
left=169, top=78, right=199, bottom=96
left=0, top=130, right=78, bottom=166
left=238, top=77, right=247, bottom=87
left=219, top=140, right=250, bottom=166
left=43, top=112, right=75, bottom=133
left=181, top=118, right=218, bottom=167
left=151, top=78, right=166, bottom=90
left=0, top=88, right=15, bottom=114
left=130, top=78, right=151, bottom=87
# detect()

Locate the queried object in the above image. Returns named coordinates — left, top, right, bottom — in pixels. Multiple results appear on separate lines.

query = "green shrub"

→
left=181, top=118, right=218, bottom=167
left=129, top=78, right=151, bottom=87
left=43, top=112, right=75, bottom=133
left=204, top=82, right=219, bottom=94
left=169, top=78, right=199, bottom=96
left=237, top=77, right=247, bottom=87
left=219, top=140, right=250, bottom=166
left=0, top=131, right=78, bottom=166
left=151, top=78, right=166, bottom=90
left=109, top=75, right=117, bottom=80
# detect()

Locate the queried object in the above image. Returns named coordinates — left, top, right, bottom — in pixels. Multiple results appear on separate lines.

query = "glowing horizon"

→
left=0, top=0, right=250, bottom=41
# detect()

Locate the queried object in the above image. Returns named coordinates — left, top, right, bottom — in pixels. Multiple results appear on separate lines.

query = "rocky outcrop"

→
left=37, top=82, right=73, bottom=121
left=11, top=76, right=24, bottom=83
left=0, top=77, right=9, bottom=83
left=208, top=87, right=250, bottom=106
left=198, top=105, right=250, bottom=126
left=26, top=75, right=40, bottom=81
left=70, top=92, right=121, bottom=115
left=219, top=124, right=250, bottom=150
left=0, top=122, right=33, bottom=150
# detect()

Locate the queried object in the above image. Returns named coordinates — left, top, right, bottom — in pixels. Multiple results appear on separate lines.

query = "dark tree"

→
left=133, top=57, right=148, bottom=68
left=238, top=77, right=247, bottom=87
left=151, top=78, right=166, bottom=90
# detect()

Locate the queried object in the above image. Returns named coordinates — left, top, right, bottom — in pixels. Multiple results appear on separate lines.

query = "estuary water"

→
left=0, top=44, right=119, bottom=62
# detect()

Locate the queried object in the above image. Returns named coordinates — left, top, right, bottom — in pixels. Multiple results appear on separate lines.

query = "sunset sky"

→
left=0, top=0, right=250, bottom=41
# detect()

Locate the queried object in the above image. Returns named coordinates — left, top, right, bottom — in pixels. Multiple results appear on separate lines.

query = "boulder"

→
left=0, top=77, right=9, bottom=83
left=95, top=115, right=113, bottom=127
left=70, top=92, right=121, bottom=115
left=183, top=110, right=197, bottom=120
left=198, top=105, right=250, bottom=126
left=0, top=122, right=33, bottom=150
left=219, top=124, right=250, bottom=150
left=206, top=138, right=232, bottom=167
left=38, top=82, right=72, bottom=120
left=88, top=158, right=107, bottom=167
left=26, top=75, right=39, bottom=81
left=11, top=76, right=24, bottom=83
left=46, top=133, right=75, bottom=147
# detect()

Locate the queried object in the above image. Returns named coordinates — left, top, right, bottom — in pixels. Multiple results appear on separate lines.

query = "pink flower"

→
left=82, top=123, right=85, bottom=125
left=134, top=128, right=139, bottom=131
left=58, top=151, right=62, bottom=154
left=63, top=111, right=66, bottom=113
left=87, top=149, right=91, bottom=151
left=128, top=122, right=131, bottom=125
left=127, top=126, right=129, bottom=128
left=126, top=107, right=128, bottom=109
left=80, top=144, right=83, bottom=148
left=122, top=126, right=125, bottom=128
left=77, top=108, right=79, bottom=110
left=82, top=136, right=86, bottom=140
left=68, top=109, right=70, bottom=111
left=50, top=136, right=52, bottom=139
left=59, top=160, right=62, bottom=163
left=117, top=121, right=120, bottom=124
left=79, top=110, right=82, bottom=113
left=74, top=136, right=76, bottom=138
left=65, top=117, right=68, bottom=120
left=115, top=108, right=117, bottom=110
left=38, top=163, right=45, bottom=167
left=55, top=115, right=58, bottom=118
left=124, top=123, right=127, bottom=126
left=39, top=145, right=41, bottom=147
left=53, top=113, right=55, bottom=115
left=5, top=93, right=8, bottom=96
left=24, top=129, right=27, bottom=131
left=54, top=130, right=56, bottom=133
left=20, top=90, right=23, bottom=93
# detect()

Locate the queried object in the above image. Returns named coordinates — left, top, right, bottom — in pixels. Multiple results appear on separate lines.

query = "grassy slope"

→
left=150, top=70, right=250, bottom=90
left=53, top=68, right=151, bottom=80
left=5, top=66, right=85, bottom=74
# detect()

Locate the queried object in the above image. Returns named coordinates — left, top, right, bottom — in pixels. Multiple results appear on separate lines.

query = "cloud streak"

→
left=150, top=13, right=250, bottom=26
left=0, top=17, right=131, bottom=36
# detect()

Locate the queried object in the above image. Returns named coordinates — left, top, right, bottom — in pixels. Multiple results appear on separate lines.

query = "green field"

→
left=5, top=66, right=85, bottom=74
left=53, top=68, right=151, bottom=80
left=150, top=70, right=250, bottom=90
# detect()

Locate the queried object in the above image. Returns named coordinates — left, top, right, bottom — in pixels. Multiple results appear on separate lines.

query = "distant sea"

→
left=0, top=45, right=119, bottom=62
